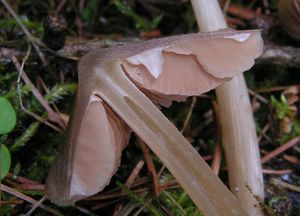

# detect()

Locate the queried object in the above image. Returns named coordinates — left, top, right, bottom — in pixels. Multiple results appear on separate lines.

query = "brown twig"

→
left=202, top=155, right=212, bottom=161
left=0, top=199, right=24, bottom=205
left=1, top=184, right=63, bottom=216
left=113, top=160, right=145, bottom=215
left=7, top=173, right=43, bottom=185
left=258, top=123, right=272, bottom=143
left=6, top=180, right=45, bottom=190
left=256, top=85, right=300, bottom=94
left=261, top=136, right=300, bottom=164
left=10, top=46, right=63, bottom=132
left=74, top=0, right=85, bottom=37
left=25, top=196, right=47, bottom=216
left=75, top=206, right=98, bottom=216
left=11, top=54, right=66, bottom=131
left=8, top=182, right=45, bottom=191
left=55, top=0, right=68, bottom=14
left=225, top=16, right=246, bottom=28
left=227, top=3, right=268, bottom=20
left=181, top=96, right=197, bottom=133
left=125, top=160, right=145, bottom=188
left=270, top=178, right=300, bottom=193
left=283, top=154, right=300, bottom=165
left=128, top=176, right=149, bottom=189
left=93, top=198, right=124, bottom=211
left=262, top=169, right=292, bottom=175
left=248, top=89, right=268, bottom=104
left=211, top=100, right=222, bottom=175
left=85, top=180, right=178, bottom=201
left=222, top=0, right=231, bottom=12
left=138, top=138, right=160, bottom=196
left=211, top=143, right=222, bottom=175
left=132, top=199, right=153, bottom=216
left=139, top=30, right=161, bottom=38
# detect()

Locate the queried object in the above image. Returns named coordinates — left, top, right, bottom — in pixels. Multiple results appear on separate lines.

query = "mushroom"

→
left=278, top=0, right=300, bottom=41
left=46, top=29, right=263, bottom=215
left=191, top=0, right=264, bottom=215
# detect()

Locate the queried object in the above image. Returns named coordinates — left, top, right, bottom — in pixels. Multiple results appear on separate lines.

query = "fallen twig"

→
left=125, top=160, right=145, bottom=188
left=211, top=100, right=222, bottom=175
left=211, top=143, right=222, bottom=175
left=75, top=206, right=98, bottom=216
left=6, top=181, right=45, bottom=191
left=225, top=16, right=246, bottom=28
left=7, top=173, right=43, bottom=185
left=138, top=139, right=160, bottom=196
left=113, top=160, right=145, bottom=215
left=248, top=89, right=268, bottom=104
left=132, top=199, right=153, bottom=216
left=25, top=196, right=47, bottom=216
left=11, top=54, right=66, bottom=131
left=93, top=198, right=124, bottom=211
left=1, top=184, right=63, bottom=216
left=0, top=199, right=24, bottom=205
left=261, top=136, right=300, bottom=164
left=256, top=85, right=300, bottom=94
left=181, top=96, right=197, bottom=134
left=258, top=123, right=272, bottom=143
left=270, top=178, right=300, bottom=193
left=227, top=4, right=262, bottom=20
left=55, top=0, right=68, bottom=14
left=263, top=169, right=293, bottom=175
left=85, top=180, right=178, bottom=201
left=283, top=154, right=300, bottom=165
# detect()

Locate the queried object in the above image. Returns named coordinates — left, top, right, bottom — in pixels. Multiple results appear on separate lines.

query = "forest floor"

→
left=0, top=0, right=300, bottom=215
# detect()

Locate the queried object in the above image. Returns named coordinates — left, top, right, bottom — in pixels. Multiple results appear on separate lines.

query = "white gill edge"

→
left=126, top=32, right=252, bottom=79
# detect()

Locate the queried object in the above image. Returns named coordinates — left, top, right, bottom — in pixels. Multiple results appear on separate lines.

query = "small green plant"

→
left=0, top=97, right=16, bottom=180
left=112, top=0, right=163, bottom=31
left=271, top=95, right=293, bottom=120
left=159, top=190, right=203, bottom=216
left=271, top=94, right=300, bottom=143
left=0, top=18, right=43, bottom=35
left=0, top=145, right=11, bottom=180
left=81, top=0, right=101, bottom=22
left=117, top=182, right=164, bottom=216
left=45, top=83, right=77, bottom=104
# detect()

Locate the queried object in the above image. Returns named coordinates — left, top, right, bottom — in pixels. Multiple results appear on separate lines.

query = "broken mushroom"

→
left=46, top=29, right=263, bottom=215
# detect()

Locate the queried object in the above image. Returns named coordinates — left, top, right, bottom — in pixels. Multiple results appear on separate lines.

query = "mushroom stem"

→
left=91, top=62, right=248, bottom=216
left=191, top=0, right=264, bottom=215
